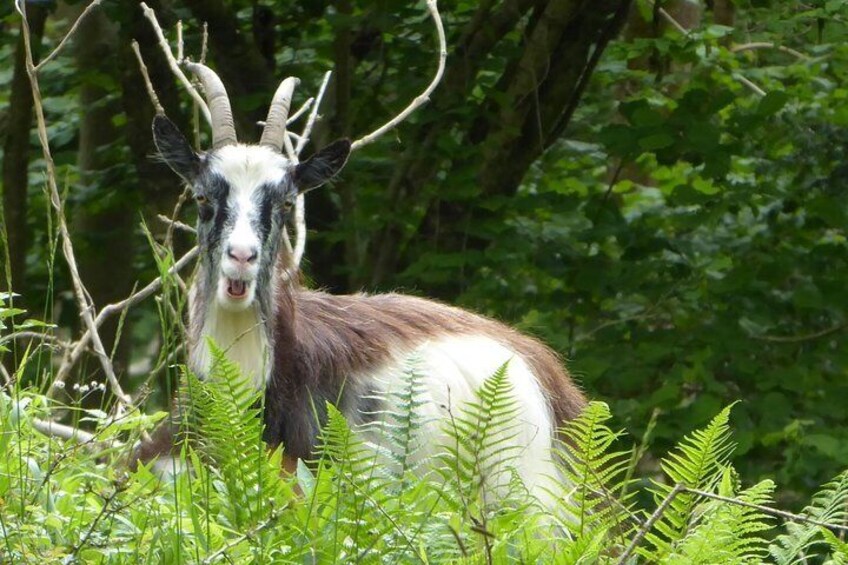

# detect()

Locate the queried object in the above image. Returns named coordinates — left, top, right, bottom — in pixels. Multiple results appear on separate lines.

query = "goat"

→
left=138, top=64, right=587, bottom=504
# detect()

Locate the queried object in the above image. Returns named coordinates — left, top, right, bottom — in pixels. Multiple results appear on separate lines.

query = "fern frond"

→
left=555, top=400, right=636, bottom=543
left=180, top=340, right=287, bottom=530
left=642, top=404, right=737, bottom=560
left=663, top=476, right=775, bottom=564
left=438, top=360, right=524, bottom=512
left=769, top=470, right=848, bottom=565
left=360, top=356, right=430, bottom=485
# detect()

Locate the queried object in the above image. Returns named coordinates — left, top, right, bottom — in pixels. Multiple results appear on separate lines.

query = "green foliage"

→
left=3, top=358, right=848, bottom=563
left=643, top=404, right=737, bottom=559
left=770, top=470, right=848, bottom=564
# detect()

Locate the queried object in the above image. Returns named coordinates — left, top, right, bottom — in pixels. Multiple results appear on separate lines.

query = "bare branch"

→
left=616, top=483, right=685, bottom=564
left=685, top=487, right=848, bottom=535
left=176, top=20, right=184, bottom=62
left=51, top=247, right=199, bottom=395
left=157, top=214, right=197, bottom=235
left=288, top=97, right=313, bottom=125
left=295, top=71, right=332, bottom=155
left=34, top=0, right=104, bottom=72
left=16, top=0, right=132, bottom=409
left=286, top=71, right=333, bottom=270
left=32, top=418, right=98, bottom=444
left=351, top=0, right=447, bottom=151
left=139, top=2, right=212, bottom=125
left=653, top=4, right=767, bottom=97
left=131, top=40, right=165, bottom=115
left=731, top=42, right=809, bottom=60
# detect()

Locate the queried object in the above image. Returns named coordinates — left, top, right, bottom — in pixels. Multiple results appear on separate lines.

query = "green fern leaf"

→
left=769, top=470, right=848, bottom=565
left=642, top=404, right=737, bottom=560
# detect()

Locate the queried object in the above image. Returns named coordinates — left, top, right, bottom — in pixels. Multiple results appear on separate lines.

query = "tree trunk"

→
left=366, top=0, right=632, bottom=290
left=1, top=6, right=49, bottom=299
left=73, top=9, right=136, bottom=379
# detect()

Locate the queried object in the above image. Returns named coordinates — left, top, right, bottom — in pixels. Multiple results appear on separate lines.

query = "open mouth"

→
left=226, top=278, right=248, bottom=299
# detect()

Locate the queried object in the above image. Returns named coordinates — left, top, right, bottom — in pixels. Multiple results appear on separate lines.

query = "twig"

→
left=616, top=483, right=685, bottom=564
left=753, top=323, right=847, bottom=344
left=294, top=71, right=332, bottom=155
left=0, top=331, right=72, bottom=350
left=201, top=510, right=281, bottom=564
left=51, top=246, right=199, bottom=395
left=350, top=0, right=447, bottom=151
left=34, top=0, right=104, bottom=72
left=731, top=42, right=809, bottom=60
left=157, top=214, right=197, bottom=234
left=684, top=487, right=848, bottom=535
left=654, top=5, right=767, bottom=97
left=289, top=71, right=333, bottom=269
left=32, top=418, right=97, bottom=444
left=176, top=20, right=184, bottom=62
left=131, top=40, right=164, bottom=115
left=17, top=0, right=133, bottom=409
left=287, top=97, right=313, bottom=125
left=139, top=2, right=211, bottom=125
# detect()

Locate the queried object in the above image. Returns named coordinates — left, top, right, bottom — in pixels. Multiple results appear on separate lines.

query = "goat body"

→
left=138, top=65, right=587, bottom=503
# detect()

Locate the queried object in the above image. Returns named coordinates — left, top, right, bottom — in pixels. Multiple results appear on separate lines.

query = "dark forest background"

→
left=2, top=0, right=847, bottom=506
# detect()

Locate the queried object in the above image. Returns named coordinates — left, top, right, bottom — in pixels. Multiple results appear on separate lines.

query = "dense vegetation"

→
left=2, top=0, right=848, bottom=561
left=3, top=352, right=848, bottom=562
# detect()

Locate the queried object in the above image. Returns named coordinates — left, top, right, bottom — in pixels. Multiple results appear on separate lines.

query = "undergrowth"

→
left=1, top=345, right=848, bottom=563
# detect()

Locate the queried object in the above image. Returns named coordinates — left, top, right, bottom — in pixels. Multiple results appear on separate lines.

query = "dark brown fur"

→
left=263, top=282, right=587, bottom=459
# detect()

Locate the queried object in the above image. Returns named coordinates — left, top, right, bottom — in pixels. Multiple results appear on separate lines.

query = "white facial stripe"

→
left=208, top=145, right=291, bottom=263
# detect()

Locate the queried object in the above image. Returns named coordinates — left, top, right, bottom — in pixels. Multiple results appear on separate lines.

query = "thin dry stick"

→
left=131, top=40, right=164, bottom=115
left=616, top=483, right=685, bottom=565
left=655, top=5, right=767, bottom=97
left=139, top=2, right=211, bottom=125
left=290, top=70, right=333, bottom=268
left=51, top=246, right=199, bottom=394
left=731, top=42, right=809, bottom=60
left=350, top=0, right=447, bottom=151
left=157, top=214, right=197, bottom=235
left=287, top=97, right=313, bottom=125
left=294, top=71, right=332, bottom=155
left=34, top=0, right=104, bottom=72
left=176, top=20, right=184, bottom=62
left=32, top=418, right=97, bottom=444
left=17, top=0, right=132, bottom=409
left=684, top=487, right=848, bottom=535
left=201, top=511, right=282, bottom=564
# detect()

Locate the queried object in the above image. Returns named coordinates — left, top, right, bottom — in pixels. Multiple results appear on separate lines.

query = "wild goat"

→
left=138, top=63, right=587, bottom=503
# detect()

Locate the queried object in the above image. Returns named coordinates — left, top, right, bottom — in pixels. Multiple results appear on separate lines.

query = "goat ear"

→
left=152, top=115, right=200, bottom=182
left=294, top=139, right=351, bottom=193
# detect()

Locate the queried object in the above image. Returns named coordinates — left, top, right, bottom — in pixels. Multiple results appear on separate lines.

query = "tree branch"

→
left=16, top=0, right=132, bottom=409
left=350, top=0, right=447, bottom=151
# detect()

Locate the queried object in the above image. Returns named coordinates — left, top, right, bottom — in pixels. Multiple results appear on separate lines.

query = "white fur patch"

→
left=190, top=303, right=270, bottom=390
left=361, top=334, right=558, bottom=507
left=208, top=145, right=290, bottom=192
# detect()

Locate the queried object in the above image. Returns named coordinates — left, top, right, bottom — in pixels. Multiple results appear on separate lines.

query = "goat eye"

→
left=282, top=199, right=294, bottom=212
left=195, top=194, right=208, bottom=205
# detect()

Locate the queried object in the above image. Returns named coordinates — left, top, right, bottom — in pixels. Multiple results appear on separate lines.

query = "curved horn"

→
left=185, top=62, right=237, bottom=149
left=260, top=77, right=300, bottom=151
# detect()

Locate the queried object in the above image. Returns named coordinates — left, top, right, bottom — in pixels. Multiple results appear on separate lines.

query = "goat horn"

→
left=260, top=77, right=300, bottom=151
left=185, top=62, right=237, bottom=149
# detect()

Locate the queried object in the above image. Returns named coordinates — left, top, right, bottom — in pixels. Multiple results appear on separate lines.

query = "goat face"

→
left=152, top=115, right=351, bottom=310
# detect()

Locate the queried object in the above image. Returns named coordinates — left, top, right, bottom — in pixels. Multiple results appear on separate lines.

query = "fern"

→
left=438, top=360, right=525, bottom=512
left=642, top=404, right=737, bottom=560
left=663, top=474, right=775, bottom=564
left=361, top=356, right=430, bottom=486
left=555, top=400, right=635, bottom=544
left=180, top=340, right=288, bottom=530
left=769, top=470, right=848, bottom=564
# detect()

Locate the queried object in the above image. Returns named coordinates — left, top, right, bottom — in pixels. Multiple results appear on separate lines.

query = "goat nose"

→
left=227, top=245, right=258, bottom=265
